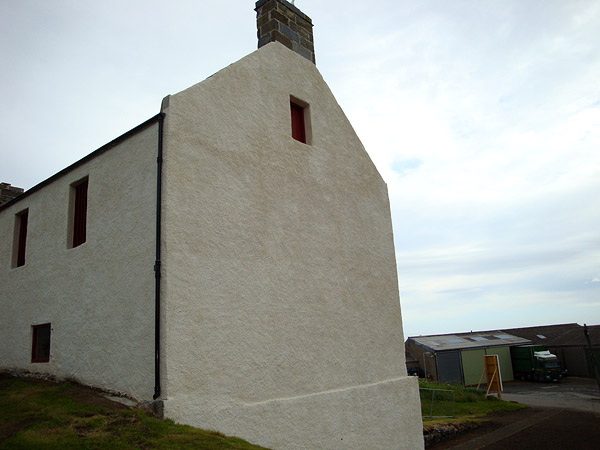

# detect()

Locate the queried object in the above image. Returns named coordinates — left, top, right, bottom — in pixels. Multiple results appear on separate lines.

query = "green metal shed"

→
left=461, top=346, right=514, bottom=385
left=406, top=332, right=529, bottom=385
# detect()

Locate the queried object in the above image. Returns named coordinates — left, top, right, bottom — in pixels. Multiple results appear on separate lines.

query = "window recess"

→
left=13, top=209, right=28, bottom=267
left=69, top=177, right=88, bottom=248
left=290, top=97, right=311, bottom=145
left=31, top=323, right=51, bottom=363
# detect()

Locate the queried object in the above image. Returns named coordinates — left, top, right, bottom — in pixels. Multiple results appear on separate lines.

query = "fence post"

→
left=430, top=389, right=434, bottom=418
left=420, top=388, right=455, bottom=419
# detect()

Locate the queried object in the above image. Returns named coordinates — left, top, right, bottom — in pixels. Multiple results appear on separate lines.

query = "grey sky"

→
left=2, top=0, right=599, bottom=338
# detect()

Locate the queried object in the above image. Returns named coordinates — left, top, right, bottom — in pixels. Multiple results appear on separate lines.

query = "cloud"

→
left=323, top=1, right=600, bottom=338
left=1, top=0, right=599, bottom=337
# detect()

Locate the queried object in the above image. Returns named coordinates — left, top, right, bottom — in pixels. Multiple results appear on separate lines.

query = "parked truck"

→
left=511, top=345, right=562, bottom=382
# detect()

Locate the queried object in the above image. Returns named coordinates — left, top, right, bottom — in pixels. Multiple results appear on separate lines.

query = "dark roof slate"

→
left=497, top=323, right=581, bottom=346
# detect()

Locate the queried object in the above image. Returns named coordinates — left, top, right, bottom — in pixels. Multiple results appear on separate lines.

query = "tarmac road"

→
left=442, top=407, right=600, bottom=450
left=431, top=377, right=600, bottom=449
left=501, top=376, right=600, bottom=413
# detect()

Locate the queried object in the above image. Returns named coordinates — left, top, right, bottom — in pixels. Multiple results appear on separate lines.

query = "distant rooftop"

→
left=499, top=323, right=600, bottom=347
left=498, top=323, right=582, bottom=346
left=408, top=331, right=531, bottom=352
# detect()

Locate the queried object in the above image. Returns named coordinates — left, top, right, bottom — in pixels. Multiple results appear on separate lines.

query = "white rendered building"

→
left=0, top=1, right=423, bottom=448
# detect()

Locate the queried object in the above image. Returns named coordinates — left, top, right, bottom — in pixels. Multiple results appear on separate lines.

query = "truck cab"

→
left=511, top=346, right=562, bottom=382
left=532, top=350, right=562, bottom=382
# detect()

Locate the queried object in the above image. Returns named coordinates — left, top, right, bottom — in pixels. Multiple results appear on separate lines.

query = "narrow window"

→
left=71, top=178, right=88, bottom=248
left=290, top=97, right=311, bottom=144
left=31, top=323, right=51, bottom=363
left=13, top=209, right=28, bottom=267
left=290, top=101, right=306, bottom=143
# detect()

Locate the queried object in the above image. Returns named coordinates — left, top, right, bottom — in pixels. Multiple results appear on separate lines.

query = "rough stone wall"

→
left=0, top=183, right=24, bottom=206
left=255, top=0, right=315, bottom=63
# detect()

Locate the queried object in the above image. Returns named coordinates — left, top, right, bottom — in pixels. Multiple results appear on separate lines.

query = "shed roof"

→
left=408, top=331, right=530, bottom=352
left=559, top=325, right=600, bottom=347
left=497, top=323, right=592, bottom=347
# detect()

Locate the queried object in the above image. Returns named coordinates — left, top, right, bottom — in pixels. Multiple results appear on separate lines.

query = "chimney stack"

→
left=255, top=0, right=315, bottom=64
left=0, top=182, right=24, bottom=206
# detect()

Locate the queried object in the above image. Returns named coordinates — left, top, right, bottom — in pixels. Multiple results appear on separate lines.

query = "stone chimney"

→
left=0, top=182, right=24, bottom=206
left=255, top=0, right=315, bottom=64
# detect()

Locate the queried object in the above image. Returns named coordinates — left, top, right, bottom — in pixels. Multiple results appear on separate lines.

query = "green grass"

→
left=418, top=379, right=526, bottom=423
left=0, top=374, right=528, bottom=446
left=0, top=375, right=271, bottom=450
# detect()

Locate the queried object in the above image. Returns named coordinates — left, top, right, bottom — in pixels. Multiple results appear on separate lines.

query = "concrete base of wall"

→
left=164, top=375, right=424, bottom=450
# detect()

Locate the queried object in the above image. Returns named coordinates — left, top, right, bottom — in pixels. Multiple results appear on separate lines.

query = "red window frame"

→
left=16, top=210, right=28, bottom=267
left=31, top=323, right=51, bottom=363
left=290, top=101, right=307, bottom=144
left=72, top=179, right=88, bottom=248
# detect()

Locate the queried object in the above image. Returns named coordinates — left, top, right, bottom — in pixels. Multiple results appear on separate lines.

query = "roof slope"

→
left=499, top=323, right=587, bottom=346
left=409, top=323, right=600, bottom=350
left=408, top=331, right=530, bottom=352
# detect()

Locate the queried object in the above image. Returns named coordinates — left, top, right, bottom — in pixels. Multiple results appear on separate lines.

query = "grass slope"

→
left=419, top=379, right=526, bottom=423
left=0, top=375, right=271, bottom=450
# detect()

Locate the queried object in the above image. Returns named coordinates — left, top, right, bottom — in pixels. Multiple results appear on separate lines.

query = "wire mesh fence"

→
left=419, top=388, right=456, bottom=418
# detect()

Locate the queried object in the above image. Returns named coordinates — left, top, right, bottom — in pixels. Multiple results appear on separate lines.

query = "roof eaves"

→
left=0, top=114, right=162, bottom=213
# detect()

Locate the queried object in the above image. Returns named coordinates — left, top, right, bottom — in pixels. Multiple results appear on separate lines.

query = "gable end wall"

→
left=159, top=42, right=423, bottom=450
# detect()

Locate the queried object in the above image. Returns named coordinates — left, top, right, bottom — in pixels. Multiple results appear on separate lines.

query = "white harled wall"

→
left=160, top=42, right=423, bottom=450
left=0, top=124, right=158, bottom=400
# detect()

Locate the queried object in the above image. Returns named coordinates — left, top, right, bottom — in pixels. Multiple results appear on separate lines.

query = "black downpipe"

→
left=154, top=113, right=165, bottom=400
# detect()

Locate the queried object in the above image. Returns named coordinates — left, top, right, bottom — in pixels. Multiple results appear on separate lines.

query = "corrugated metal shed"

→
left=406, top=331, right=531, bottom=385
